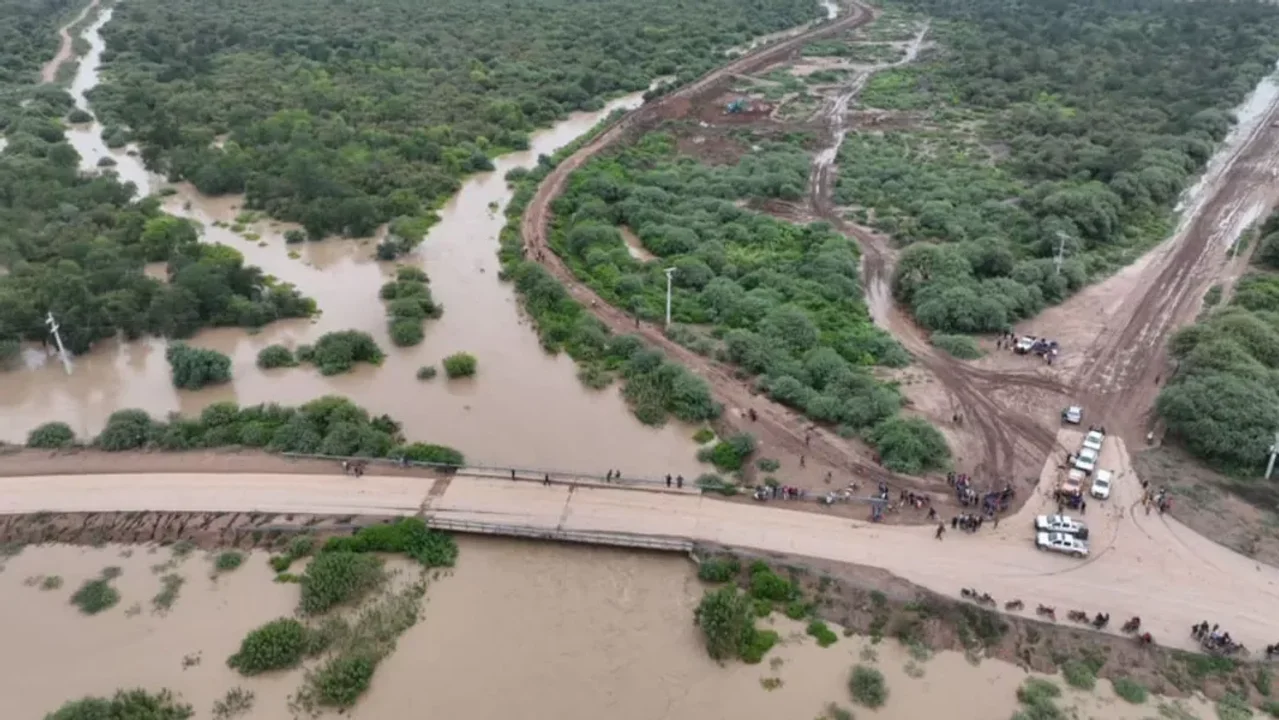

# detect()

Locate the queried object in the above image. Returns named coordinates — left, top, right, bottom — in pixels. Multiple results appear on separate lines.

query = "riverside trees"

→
left=836, top=0, right=1279, bottom=334
left=88, top=0, right=820, bottom=240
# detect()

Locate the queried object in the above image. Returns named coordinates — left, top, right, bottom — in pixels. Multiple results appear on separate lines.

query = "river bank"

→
left=1, top=536, right=1225, bottom=720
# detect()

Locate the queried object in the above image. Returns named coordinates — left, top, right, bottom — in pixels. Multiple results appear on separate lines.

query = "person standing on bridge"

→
left=677, top=475, right=684, bottom=489
left=544, top=473, right=551, bottom=486
left=935, top=522, right=945, bottom=541
left=666, top=474, right=672, bottom=488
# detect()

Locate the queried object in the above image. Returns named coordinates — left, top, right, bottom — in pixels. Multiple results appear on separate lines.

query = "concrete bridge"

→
left=2, top=445, right=1278, bottom=654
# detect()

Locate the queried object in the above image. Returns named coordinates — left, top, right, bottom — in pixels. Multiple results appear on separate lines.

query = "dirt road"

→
left=4, top=432, right=1276, bottom=653
left=519, top=1, right=942, bottom=495
left=39, top=0, right=99, bottom=83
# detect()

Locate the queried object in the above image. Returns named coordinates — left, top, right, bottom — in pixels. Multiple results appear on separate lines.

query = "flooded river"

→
left=0, top=8, right=702, bottom=477
left=0, top=538, right=1215, bottom=720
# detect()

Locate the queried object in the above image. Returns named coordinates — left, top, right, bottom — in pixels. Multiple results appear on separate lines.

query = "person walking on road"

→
left=676, top=475, right=684, bottom=489
left=543, top=473, right=551, bottom=486
left=666, top=474, right=672, bottom=488
left=935, top=522, right=945, bottom=541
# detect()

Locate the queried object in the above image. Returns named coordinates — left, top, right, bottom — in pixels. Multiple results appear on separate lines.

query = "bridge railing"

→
left=279, top=452, right=701, bottom=495
left=425, top=517, right=694, bottom=553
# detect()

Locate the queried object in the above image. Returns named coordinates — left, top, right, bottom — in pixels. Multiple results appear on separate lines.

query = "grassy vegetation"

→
left=166, top=343, right=232, bottom=390
left=1111, top=677, right=1148, bottom=704
left=298, top=552, right=387, bottom=615
left=152, top=573, right=186, bottom=613
left=416, top=365, right=438, bottom=381
left=696, top=556, right=741, bottom=583
left=70, top=569, right=122, bottom=615
left=44, top=689, right=194, bottom=720
left=227, top=618, right=328, bottom=675
left=214, top=551, right=244, bottom=573
left=807, top=620, right=838, bottom=647
left=269, top=535, right=315, bottom=573
left=693, top=585, right=780, bottom=664
left=322, top=518, right=460, bottom=568
left=211, top=688, right=255, bottom=720
left=40, top=575, right=63, bottom=591
left=256, top=344, right=297, bottom=369
left=1013, top=678, right=1064, bottom=720
left=698, top=433, right=756, bottom=472
left=299, top=331, right=385, bottom=376
left=930, top=333, right=983, bottom=359
left=848, top=665, right=888, bottom=708
left=837, top=0, right=1279, bottom=335
left=1061, top=659, right=1097, bottom=690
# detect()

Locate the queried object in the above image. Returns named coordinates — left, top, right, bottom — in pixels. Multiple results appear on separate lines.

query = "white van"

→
left=1074, top=448, right=1098, bottom=475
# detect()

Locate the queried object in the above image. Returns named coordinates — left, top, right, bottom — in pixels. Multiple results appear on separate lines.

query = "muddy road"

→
left=38, top=0, right=98, bottom=83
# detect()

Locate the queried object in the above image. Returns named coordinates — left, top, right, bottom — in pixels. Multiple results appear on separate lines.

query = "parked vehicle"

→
left=1074, top=447, right=1099, bottom=475
left=1082, top=430, right=1105, bottom=453
left=1035, top=514, right=1089, bottom=539
left=1090, top=469, right=1113, bottom=500
left=1015, top=336, right=1037, bottom=354
left=1036, top=531, right=1089, bottom=558
left=1062, top=406, right=1083, bottom=424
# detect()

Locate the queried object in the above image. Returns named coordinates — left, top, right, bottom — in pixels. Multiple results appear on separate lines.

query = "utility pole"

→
left=1054, top=231, right=1071, bottom=276
left=664, top=267, right=677, bottom=328
left=46, top=311, right=72, bottom=375
left=1267, top=431, right=1279, bottom=480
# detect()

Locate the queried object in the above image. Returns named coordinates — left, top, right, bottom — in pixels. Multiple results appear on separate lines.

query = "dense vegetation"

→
left=44, top=689, right=193, bottom=720
left=381, top=266, right=439, bottom=347
left=835, top=0, right=1279, bottom=333
left=543, top=131, right=948, bottom=471
left=88, top=0, right=822, bottom=240
left=166, top=342, right=232, bottom=389
left=1156, top=211, right=1279, bottom=474
left=694, top=585, right=779, bottom=664
left=0, top=0, right=79, bottom=85
left=68, top=396, right=464, bottom=464
left=297, top=330, right=384, bottom=376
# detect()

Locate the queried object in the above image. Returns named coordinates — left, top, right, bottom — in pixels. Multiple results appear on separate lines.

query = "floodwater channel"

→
left=1, top=538, right=1215, bottom=720
left=0, top=7, right=704, bottom=477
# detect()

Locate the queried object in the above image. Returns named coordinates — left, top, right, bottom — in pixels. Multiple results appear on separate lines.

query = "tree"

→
left=693, top=586, right=754, bottom=661
left=96, top=409, right=155, bottom=451
left=442, top=352, right=478, bottom=378
left=166, top=342, right=233, bottom=390
left=27, top=421, right=77, bottom=448
left=303, top=331, right=384, bottom=375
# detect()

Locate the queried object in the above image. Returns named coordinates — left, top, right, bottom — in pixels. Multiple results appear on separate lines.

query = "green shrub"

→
left=388, top=318, right=425, bottom=347
left=694, top=586, right=754, bottom=661
left=227, top=618, right=313, bottom=675
left=304, top=331, right=384, bottom=375
left=1111, top=677, right=1147, bottom=704
left=748, top=565, right=795, bottom=602
left=698, top=432, right=756, bottom=471
left=824, top=703, right=854, bottom=720
left=41, top=575, right=63, bottom=590
left=299, top=551, right=386, bottom=615
left=697, top=557, right=740, bottom=583
left=416, top=365, right=437, bottom=380
left=284, top=229, right=306, bottom=244
left=442, top=352, right=478, bottom=378
left=1261, top=699, right=1279, bottom=718
left=320, top=518, right=459, bottom=567
left=807, top=620, right=838, bottom=647
left=739, top=627, right=779, bottom=664
left=67, top=108, right=93, bottom=123
left=268, top=555, right=292, bottom=573
left=152, top=574, right=185, bottom=612
left=1061, top=659, right=1096, bottom=690
left=930, top=334, right=984, bottom=359
left=394, top=442, right=465, bottom=468
left=865, top=417, right=950, bottom=475
left=308, top=653, right=377, bottom=708
left=1217, top=693, right=1254, bottom=720
left=211, top=687, right=255, bottom=720
left=755, top=457, right=780, bottom=472
left=166, top=342, right=233, bottom=390
left=1017, top=678, right=1061, bottom=705
left=785, top=600, right=812, bottom=619
left=27, top=421, right=76, bottom=448
left=693, top=428, right=715, bottom=444
left=848, top=665, right=888, bottom=708
left=45, top=689, right=193, bottom=720
left=96, top=409, right=154, bottom=451
left=396, top=266, right=428, bottom=283
left=215, top=551, right=244, bottom=572
left=71, top=578, right=120, bottom=614
left=256, top=345, right=296, bottom=369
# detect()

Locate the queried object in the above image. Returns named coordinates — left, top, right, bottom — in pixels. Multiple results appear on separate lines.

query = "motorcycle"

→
left=1004, top=599, right=1024, bottom=612
left=1092, top=613, right=1110, bottom=630
left=1036, top=604, right=1056, bottom=621
left=1067, top=610, right=1089, bottom=624
left=1121, top=617, right=1141, bottom=634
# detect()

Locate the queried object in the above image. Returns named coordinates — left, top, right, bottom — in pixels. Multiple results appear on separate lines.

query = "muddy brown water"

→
left=0, top=9, right=702, bottom=477
left=0, top=538, right=1214, bottom=719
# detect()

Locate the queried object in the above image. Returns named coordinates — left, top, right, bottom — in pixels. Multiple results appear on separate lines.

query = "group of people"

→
left=340, top=460, right=368, bottom=477
left=1142, top=484, right=1172, bottom=515
left=753, top=483, right=805, bottom=501
left=1053, top=488, right=1086, bottom=513
left=1193, top=622, right=1244, bottom=654
left=951, top=513, right=987, bottom=532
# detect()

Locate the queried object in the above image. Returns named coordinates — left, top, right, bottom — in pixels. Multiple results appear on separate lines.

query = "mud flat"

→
left=1, top=536, right=1226, bottom=720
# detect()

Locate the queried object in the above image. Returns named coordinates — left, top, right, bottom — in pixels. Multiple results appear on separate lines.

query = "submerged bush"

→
left=697, top=556, right=741, bottom=583
left=848, top=665, right=888, bottom=708
left=442, top=352, right=478, bottom=378
left=166, top=342, right=233, bottom=390
left=321, top=518, right=459, bottom=567
left=308, top=653, right=377, bottom=708
left=930, top=333, right=984, bottom=360
left=227, top=618, right=313, bottom=675
left=27, top=421, right=76, bottom=448
left=416, top=365, right=437, bottom=380
left=71, top=577, right=120, bottom=615
left=866, top=416, right=950, bottom=474
left=303, top=331, right=384, bottom=375
left=45, top=689, right=193, bottom=720
left=299, top=551, right=386, bottom=615
left=256, top=344, right=296, bottom=369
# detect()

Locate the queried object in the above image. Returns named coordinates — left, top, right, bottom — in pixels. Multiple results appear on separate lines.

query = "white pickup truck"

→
left=1090, top=469, right=1114, bottom=500
left=1035, top=514, right=1089, bottom=539
left=1082, top=430, right=1105, bottom=453
left=1036, top=532, right=1089, bottom=558
left=1074, top=447, right=1099, bottom=475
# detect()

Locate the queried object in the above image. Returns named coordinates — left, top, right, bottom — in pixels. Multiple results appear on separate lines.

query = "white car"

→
left=1036, top=532, right=1089, bottom=558
left=1090, top=469, right=1113, bottom=500
left=1082, top=430, right=1104, bottom=453
left=1062, top=406, right=1082, bottom=425
left=1074, top=447, right=1098, bottom=475
left=1015, top=336, right=1037, bottom=354
left=1035, top=514, right=1089, bottom=538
